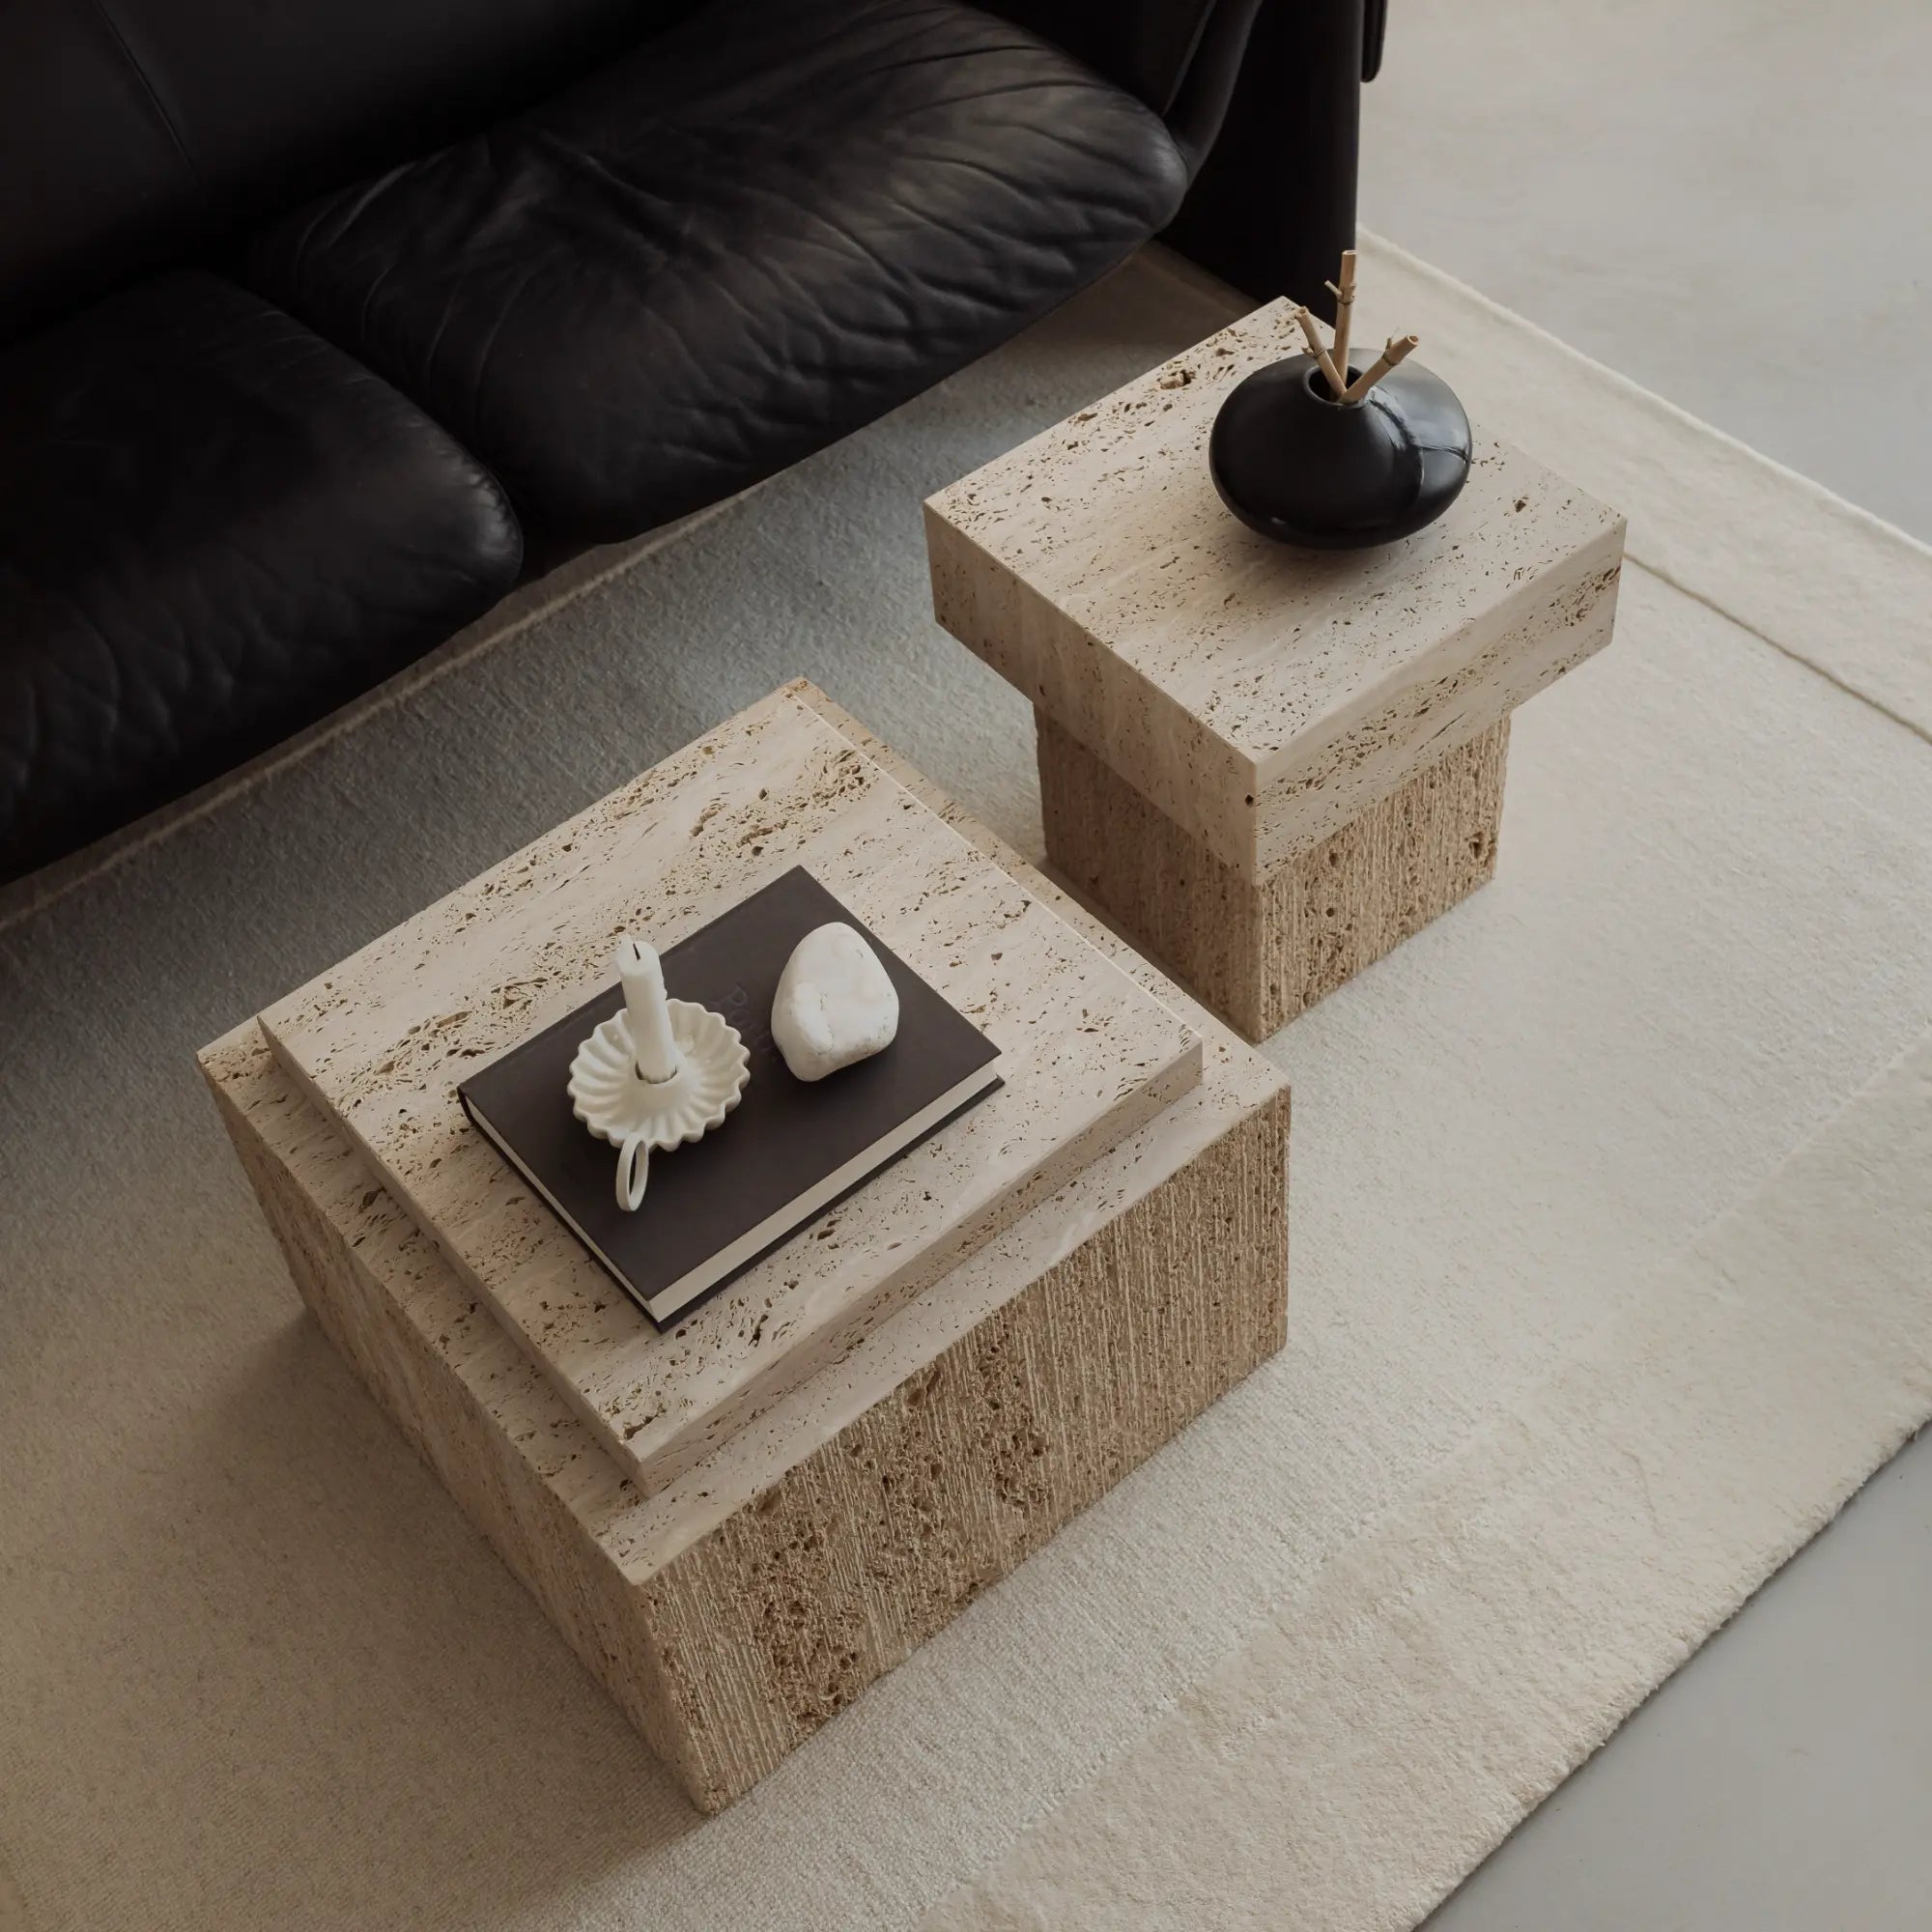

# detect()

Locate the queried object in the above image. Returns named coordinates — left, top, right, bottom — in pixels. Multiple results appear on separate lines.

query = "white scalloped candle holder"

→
left=569, top=1002, right=750, bottom=1209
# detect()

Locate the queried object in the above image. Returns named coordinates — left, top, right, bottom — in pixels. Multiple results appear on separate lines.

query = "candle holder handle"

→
left=615, top=1135, right=650, bottom=1211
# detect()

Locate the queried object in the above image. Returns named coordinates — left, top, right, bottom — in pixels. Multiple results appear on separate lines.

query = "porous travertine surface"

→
left=199, top=684, right=1290, bottom=1813
left=255, top=689, right=1202, bottom=1492
left=926, top=299, right=1625, bottom=879
left=1040, top=713, right=1510, bottom=1037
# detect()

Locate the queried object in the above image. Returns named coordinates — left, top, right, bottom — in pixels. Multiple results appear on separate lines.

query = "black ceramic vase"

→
left=1208, top=353, right=1472, bottom=550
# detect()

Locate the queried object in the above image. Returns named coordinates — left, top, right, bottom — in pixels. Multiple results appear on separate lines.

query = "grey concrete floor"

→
left=1360, top=4, right=1932, bottom=1925
left=1362, top=0, right=1932, bottom=542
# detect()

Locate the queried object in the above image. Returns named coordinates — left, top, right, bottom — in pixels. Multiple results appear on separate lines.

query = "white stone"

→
left=770, top=922, right=900, bottom=1081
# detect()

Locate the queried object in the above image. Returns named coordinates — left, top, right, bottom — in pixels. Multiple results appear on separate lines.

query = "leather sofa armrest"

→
left=1162, top=0, right=1373, bottom=302
left=984, top=0, right=1383, bottom=304
left=1363, top=0, right=1387, bottom=79
left=982, top=0, right=1383, bottom=121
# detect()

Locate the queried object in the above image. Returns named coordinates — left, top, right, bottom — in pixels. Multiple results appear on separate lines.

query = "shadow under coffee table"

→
left=200, top=681, right=1289, bottom=1812
left=925, top=299, right=1627, bottom=1038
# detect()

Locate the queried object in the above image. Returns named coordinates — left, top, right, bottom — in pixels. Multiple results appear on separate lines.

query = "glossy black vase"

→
left=1208, top=353, right=1472, bottom=550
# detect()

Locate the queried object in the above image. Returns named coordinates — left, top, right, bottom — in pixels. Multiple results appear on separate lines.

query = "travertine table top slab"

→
left=926, top=299, right=1625, bottom=874
left=258, top=689, right=1200, bottom=1493
left=202, top=682, right=1288, bottom=1590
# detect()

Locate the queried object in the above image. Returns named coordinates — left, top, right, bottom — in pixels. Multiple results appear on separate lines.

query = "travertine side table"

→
left=201, top=682, right=1290, bottom=1812
left=926, top=300, right=1627, bottom=1037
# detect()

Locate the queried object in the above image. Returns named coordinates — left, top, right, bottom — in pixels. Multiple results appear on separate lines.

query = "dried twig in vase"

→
left=1324, top=248, right=1358, bottom=379
left=1292, top=305, right=1348, bottom=399
left=1342, top=333, right=1420, bottom=404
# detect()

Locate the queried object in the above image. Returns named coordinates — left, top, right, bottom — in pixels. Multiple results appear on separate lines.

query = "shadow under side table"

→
left=925, top=299, right=1627, bottom=1038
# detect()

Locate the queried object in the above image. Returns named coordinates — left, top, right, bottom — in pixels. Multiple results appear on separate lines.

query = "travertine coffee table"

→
left=201, top=682, right=1290, bottom=1812
left=926, top=299, right=1627, bottom=1037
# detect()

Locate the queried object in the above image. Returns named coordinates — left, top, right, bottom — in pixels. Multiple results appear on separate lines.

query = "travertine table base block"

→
left=1039, top=712, right=1511, bottom=1037
left=201, top=688, right=1291, bottom=1813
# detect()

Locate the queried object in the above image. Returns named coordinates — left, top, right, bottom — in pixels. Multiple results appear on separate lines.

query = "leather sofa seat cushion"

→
left=0, top=272, right=522, bottom=882
left=244, top=0, right=1188, bottom=545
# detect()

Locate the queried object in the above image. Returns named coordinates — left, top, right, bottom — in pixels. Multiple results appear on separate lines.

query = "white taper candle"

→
left=615, top=936, right=681, bottom=1084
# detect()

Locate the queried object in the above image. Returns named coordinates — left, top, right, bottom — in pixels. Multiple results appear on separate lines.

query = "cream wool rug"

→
left=2, top=239, right=1930, bottom=1932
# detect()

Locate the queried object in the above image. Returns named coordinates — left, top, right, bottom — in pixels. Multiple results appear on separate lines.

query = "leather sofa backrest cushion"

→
left=0, top=0, right=700, bottom=340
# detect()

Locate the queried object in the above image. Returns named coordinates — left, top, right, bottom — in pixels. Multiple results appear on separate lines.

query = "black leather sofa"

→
left=0, top=0, right=1381, bottom=885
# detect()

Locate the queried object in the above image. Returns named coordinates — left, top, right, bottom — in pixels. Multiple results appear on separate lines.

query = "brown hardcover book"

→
left=458, top=867, right=1004, bottom=1326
